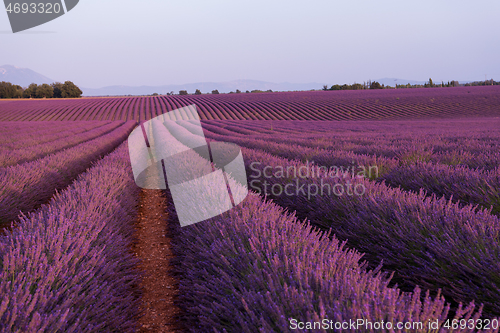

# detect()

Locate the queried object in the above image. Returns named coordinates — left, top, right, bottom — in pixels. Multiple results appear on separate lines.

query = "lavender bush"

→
left=198, top=128, right=500, bottom=217
left=164, top=119, right=496, bottom=328
left=1, top=86, right=500, bottom=121
left=201, top=118, right=500, bottom=170
left=170, top=192, right=489, bottom=332
left=0, top=142, right=141, bottom=332
left=0, top=121, right=136, bottom=225
left=382, top=162, right=500, bottom=215
left=0, top=121, right=122, bottom=167
left=241, top=147, right=500, bottom=317
left=0, top=121, right=104, bottom=150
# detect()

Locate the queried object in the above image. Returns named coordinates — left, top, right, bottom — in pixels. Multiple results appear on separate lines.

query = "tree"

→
left=13, top=84, right=23, bottom=98
left=23, top=83, right=38, bottom=98
left=212, top=89, right=219, bottom=94
left=51, top=82, right=63, bottom=98
left=194, top=89, right=202, bottom=95
left=322, top=85, right=329, bottom=91
left=179, top=90, right=188, bottom=95
left=0, top=81, right=23, bottom=98
left=370, top=81, right=382, bottom=89
left=236, top=89, right=241, bottom=93
left=36, top=84, right=54, bottom=98
left=0, top=81, right=11, bottom=98
left=61, top=81, right=82, bottom=98
left=152, top=93, right=159, bottom=96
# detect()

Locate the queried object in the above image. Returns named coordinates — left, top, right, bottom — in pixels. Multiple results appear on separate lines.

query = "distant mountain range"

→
left=0, top=65, right=479, bottom=96
left=0, top=65, right=55, bottom=87
left=80, top=80, right=326, bottom=96
left=82, top=78, right=475, bottom=96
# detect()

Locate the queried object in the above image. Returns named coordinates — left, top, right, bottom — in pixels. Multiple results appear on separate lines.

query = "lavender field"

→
left=0, top=86, right=499, bottom=121
left=1, top=91, right=500, bottom=332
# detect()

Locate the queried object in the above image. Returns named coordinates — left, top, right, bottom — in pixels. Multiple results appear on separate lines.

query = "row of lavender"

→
left=0, top=121, right=123, bottom=167
left=0, top=121, right=136, bottom=225
left=201, top=121, right=500, bottom=216
left=172, top=195, right=488, bottom=332
left=202, top=119, right=500, bottom=170
left=175, top=119, right=500, bottom=315
left=209, top=120, right=500, bottom=218
left=159, top=120, right=493, bottom=331
left=0, top=121, right=107, bottom=149
left=199, top=125, right=500, bottom=216
left=1, top=86, right=499, bottom=121
left=236, top=146, right=500, bottom=316
left=0, top=142, right=141, bottom=332
left=211, top=118, right=483, bottom=169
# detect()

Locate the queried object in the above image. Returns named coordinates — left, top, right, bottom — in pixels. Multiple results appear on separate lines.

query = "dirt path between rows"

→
left=133, top=189, right=183, bottom=332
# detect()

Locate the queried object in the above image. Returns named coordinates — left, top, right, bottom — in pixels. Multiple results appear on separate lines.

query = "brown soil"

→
left=0, top=223, right=12, bottom=235
left=133, top=189, right=183, bottom=332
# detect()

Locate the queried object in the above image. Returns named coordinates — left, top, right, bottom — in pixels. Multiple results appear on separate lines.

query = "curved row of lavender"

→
left=171, top=193, right=491, bottom=332
left=0, top=121, right=123, bottom=167
left=202, top=119, right=500, bottom=170
left=0, top=121, right=104, bottom=150
left=218, top=119, right=500, bottom=213
left=0, top=143, right=141, bottom=332
left=203, top=121, right=500, bottom=216
left=235, top=146, right=500, bottom=317
left=0, top=121, right=136, bottom=226
left=199, top=126, right=500, bottom=217
left=150, top=120, right=481, bottom=332
left=0, top=86, right=499, bottom=121
left=176, top=120, right=500, bottom=314
left=382, top=163, right=500, bottom=215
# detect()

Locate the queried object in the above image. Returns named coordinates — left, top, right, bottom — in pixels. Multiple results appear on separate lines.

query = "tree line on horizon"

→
left=0, top=81, right=83, bottom=99
left=323, top=78, right=499, bottom=91
left=174, top=88, right=274, bottom=96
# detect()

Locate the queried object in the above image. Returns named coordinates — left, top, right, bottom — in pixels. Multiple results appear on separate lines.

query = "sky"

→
left=1, top=0, right=499, bottom=88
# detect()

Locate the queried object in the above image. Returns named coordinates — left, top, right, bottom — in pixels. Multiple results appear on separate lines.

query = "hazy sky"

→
left=1, top=0, right=499, bottom=88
